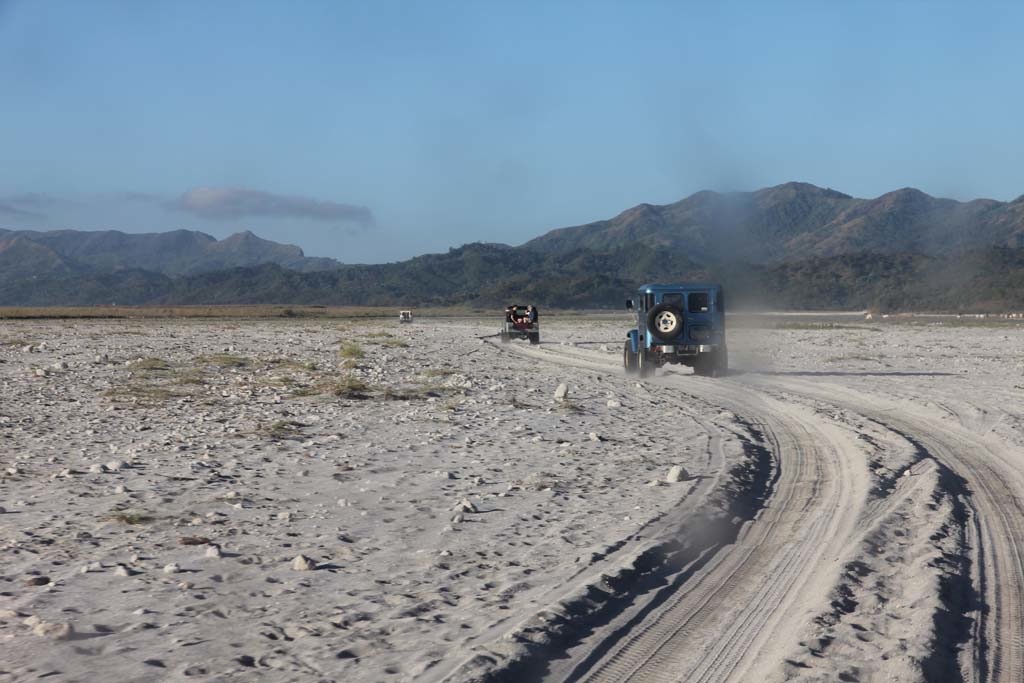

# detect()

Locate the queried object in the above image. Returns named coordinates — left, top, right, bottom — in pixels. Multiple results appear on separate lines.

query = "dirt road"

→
left=469, top=329, right=1024, bottom=683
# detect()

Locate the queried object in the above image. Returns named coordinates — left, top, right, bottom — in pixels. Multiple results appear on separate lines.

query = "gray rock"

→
left=292, top=554, right=316, bottom=571
left=554, top=383, right=569, bottom=401
left=665, top=465, right=689, bottom=483
left=32, top=622, right=74, bottom=640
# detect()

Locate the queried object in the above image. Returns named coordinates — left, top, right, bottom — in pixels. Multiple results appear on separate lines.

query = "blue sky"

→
left=1, top=1, right=1022, bottom=263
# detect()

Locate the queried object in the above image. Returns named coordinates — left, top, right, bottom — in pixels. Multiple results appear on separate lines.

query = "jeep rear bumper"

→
left=650, top=344, right=718, bottom=355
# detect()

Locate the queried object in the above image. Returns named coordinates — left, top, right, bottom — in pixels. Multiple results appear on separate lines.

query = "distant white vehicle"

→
left=399, top=310, right=413, bottom=324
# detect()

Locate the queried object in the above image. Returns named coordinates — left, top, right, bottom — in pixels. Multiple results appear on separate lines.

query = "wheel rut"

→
left=488, top=341, right=867, bottom=683
left=745, top=375, right=1024, bottom=682
left=481, top=337, right=1024, bottom=681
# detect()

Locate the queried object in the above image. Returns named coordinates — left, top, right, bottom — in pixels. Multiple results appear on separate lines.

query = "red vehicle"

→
left=500, top=304, right=540, bottom=345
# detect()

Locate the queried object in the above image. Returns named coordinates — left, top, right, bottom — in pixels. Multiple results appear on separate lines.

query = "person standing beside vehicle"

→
left=528, top=305, right=538, bottom=324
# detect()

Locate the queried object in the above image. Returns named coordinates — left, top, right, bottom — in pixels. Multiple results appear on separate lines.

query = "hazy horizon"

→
left=3, top=1, right=1023, bottom=263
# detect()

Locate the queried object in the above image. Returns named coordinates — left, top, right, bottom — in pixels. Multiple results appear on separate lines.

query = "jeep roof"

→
left=637, top=283, right=721, bottom=293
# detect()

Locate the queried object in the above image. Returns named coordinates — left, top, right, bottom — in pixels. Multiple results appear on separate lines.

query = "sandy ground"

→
left=2, top=315, right=1024, bottom=682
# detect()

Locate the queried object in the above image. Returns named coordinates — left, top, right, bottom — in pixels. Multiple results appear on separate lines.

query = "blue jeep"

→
left=624, top=283, right=727, bottom=377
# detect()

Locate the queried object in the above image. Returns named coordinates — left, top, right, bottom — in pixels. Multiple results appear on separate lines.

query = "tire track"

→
left=750, top=376, right=1024, bottom=682
left=492, top=341, right=867, bottom=683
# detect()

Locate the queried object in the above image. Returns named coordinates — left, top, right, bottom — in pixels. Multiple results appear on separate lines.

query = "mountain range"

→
left=4, top=182, right=1024, bottom=311
left=0, top=228, right=338, bottom=278
left=524, top=182, right=1024, bottom=261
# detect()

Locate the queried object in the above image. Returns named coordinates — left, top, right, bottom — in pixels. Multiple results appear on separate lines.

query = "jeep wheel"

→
left=623, top=341, right=638, bottom=374
left=529, top=333, right=540, bottom=345
left=637, top=350, right=655, bottom=378
left=646, top=304, right=684, bottom=341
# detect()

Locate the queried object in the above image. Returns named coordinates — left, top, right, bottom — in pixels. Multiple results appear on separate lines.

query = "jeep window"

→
left=662, top=293, right=684, bottom=308
left=688, top=292, right=710, bottom=313
left=643, top=293, right=655, bottom=311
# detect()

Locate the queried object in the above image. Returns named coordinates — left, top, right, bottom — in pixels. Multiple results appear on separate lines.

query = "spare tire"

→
left=646, top=304, right=683, bottom=341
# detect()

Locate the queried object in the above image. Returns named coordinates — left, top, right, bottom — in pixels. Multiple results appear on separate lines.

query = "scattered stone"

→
left=113, top=565, right=134, bottom=577
left=105, top=460, right=126, bottom=472
left=665, top=465, right=689, bottom=483
left=277, top=511, right=292, bottom=522
left=283, top=624, right=315, bottom=639
left=205, top=545, right=222, bottom=558
left=80, top=562, right=103, bottom=574
left=292, top=554, right=317, bottom=571
left=25, top=576, right=51, bottom=586
left=163, top=563, right=181, bottom=574
left=554, top=383, right=569, bottom=402
left=32, top=622, right=74, bottom=640
left=589, top=432, right=603, bottom=442
left=607, top=399, right=621, bottom=408
left=453, top=498, right=478, bottom=513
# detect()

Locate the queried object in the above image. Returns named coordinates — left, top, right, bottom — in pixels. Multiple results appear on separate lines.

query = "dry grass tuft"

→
left=196, top=354, right=250, bottom=368
left=132, top=357, right=171, bottom=371
left=329, top=375, right=370, bottom=398
left=292, top=374, right=370, bottom=399
left=267, top=358, right=318, bottom=371
left=264, top=420, right=309, bottom=440
left=107, top=511, right=156, bottom=525
left=339, top=343, right=364, bottom=359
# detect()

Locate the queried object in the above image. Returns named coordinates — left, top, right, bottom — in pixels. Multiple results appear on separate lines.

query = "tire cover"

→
left=646, top=304, right=683, bottom=341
